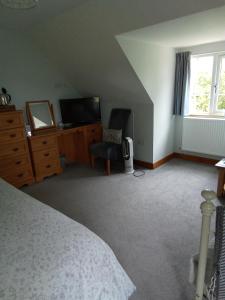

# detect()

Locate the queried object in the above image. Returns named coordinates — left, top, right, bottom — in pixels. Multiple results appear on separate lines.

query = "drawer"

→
left=0, top=128, right=25, bottom=144
left=2, top=166, right=33, bottom=188
left=30, top=135, right=57, bottom=152
left=87, top=132, right=102, bottom=141
left=0, top=111, right=23, bottom=129
left=87, top=125, right=102, bottom=136
left=87, top=129, right=102, bottom=141
left=0, top=155, right=30, bottom=171
left=32, top=148, right=59, bottom=164
left=87, top=126, right=102, bottom=142
left=35, top=160, right=61, bottom=178
left=88, top=135, right=101, bottom=145
left=0, top=141, right=27, bottom=158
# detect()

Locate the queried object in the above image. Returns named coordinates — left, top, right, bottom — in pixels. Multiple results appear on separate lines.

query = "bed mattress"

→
left=0, top=178, right=135, bottom=300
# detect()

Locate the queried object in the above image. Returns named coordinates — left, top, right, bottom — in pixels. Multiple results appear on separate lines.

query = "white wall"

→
left=0, top=29, right=80, bottom=123
left=117, top=36, right=175, bottom=162
left=175, top=41, right=225, bottom=158
left=152, top=46, right=175, bottom=162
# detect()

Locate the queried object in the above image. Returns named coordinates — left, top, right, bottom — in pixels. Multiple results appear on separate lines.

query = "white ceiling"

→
left=120, top=5, right=225, bottom=48
left=0, top=0, right=225, bottom=34
left=0, top=0, right=90, bottom=30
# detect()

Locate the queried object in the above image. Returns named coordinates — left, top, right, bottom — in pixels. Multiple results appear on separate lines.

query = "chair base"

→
left=91, top=155, right=111, bottom=176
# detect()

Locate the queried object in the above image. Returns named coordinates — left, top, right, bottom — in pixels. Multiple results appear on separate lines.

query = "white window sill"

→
left=185, top=115, right=225, bottom=120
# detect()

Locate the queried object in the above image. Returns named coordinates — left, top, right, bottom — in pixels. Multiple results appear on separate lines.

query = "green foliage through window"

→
left=190, top=55, right=225, bottom=115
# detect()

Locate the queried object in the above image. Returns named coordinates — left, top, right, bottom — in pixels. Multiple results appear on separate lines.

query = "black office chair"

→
left=90, top=108, right=131, bottom=175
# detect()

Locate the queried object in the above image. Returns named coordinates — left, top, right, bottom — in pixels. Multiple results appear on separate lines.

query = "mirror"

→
left=26, top=100, right=56, bottom=134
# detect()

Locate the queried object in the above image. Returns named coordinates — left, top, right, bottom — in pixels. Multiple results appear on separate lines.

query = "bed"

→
left=0, top=178, right=135, bottom=299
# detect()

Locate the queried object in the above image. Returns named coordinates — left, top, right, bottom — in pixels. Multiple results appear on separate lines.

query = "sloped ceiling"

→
left=0, top=0, right=88, bottom=30
left=28, top=0, right=225, bottom=104
left=121, top=5, right=225, bottom=48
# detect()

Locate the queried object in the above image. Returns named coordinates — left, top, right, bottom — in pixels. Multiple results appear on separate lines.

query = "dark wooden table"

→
left=215, top=159, right=225, bottom=197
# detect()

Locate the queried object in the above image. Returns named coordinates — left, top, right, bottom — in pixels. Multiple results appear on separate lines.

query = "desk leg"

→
left=91, top=155, right=95, bottom=168
left=217, top=169, right=225, bottom=197
left=105, top=159, right=111, bottom=176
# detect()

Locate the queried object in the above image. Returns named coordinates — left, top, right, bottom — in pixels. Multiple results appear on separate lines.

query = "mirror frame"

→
left=26, top=100, right=56, bottom=135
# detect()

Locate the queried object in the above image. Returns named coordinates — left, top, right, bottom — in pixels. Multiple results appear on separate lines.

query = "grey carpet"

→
left=23, top=159, right=218, bottom=300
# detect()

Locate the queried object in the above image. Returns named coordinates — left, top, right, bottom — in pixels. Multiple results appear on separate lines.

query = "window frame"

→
left=189, top=52, right=225, bottom=117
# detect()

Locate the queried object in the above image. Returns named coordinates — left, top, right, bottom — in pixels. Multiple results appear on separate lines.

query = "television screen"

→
left=60, top=97, right=101, bottom=125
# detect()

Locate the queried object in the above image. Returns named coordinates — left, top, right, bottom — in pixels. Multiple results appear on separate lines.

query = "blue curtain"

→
left=173, top=51, right=191, bottom=116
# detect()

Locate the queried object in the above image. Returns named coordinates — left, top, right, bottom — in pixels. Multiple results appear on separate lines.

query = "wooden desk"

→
left=215, top=159, right=225, bottom=197
left=58, top=123, right=102, bottom=165
left=27, top=123, right=102, bottom=183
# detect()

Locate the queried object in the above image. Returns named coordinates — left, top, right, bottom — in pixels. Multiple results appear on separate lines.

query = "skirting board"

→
left=134, top=159, right=153, bottom=170
left=173, top=153, right=218, bottom=165
left=134, top=152, right=219, bottom=170
left=134, top=153, right=174, bottom=170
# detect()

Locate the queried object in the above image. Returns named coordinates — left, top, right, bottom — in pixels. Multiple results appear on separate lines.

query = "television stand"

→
left=58, top=123, right=102, bottom=165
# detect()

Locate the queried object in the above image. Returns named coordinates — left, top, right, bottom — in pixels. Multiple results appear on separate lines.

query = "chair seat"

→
left=90, top=142, right=122, bottom=161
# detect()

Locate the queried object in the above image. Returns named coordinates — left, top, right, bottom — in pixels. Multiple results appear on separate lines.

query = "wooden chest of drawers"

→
left=28, top=133, right=62, bottom=182
left=0, top=111, right=34, bottom=188
left=86, top=124, right=102, bottom=146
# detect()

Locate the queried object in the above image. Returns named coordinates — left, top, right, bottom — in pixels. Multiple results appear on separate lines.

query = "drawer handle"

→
left=46, top=164, right=51, bottom=168
left=7, top=119, right=14, bottom=124
left=10, top=134, right=16, bottom=138
left=13, top=147, right=19, bottom=152
left=44, top=153, right=50, bottom=157
left=92, top=129, right=95, bottom=133
left=17, top=173, right=24, bottom=178
left=15, top=161, right=22, bottom=165
left=42, top=141, right=47, bottom=145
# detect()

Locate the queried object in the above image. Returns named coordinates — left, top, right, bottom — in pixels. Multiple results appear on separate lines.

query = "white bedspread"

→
left=0, top=179, right=135, bottom=300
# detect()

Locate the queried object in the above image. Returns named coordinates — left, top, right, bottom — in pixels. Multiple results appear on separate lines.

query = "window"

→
left=189, top=53, right=225, bottom=116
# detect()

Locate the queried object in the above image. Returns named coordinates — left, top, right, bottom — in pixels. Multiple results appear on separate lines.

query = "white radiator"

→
left=182, top=117, right=225, bottom=156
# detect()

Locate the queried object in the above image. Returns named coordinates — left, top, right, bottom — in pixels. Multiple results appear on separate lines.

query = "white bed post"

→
left=195, top=190, right=216, bottom=300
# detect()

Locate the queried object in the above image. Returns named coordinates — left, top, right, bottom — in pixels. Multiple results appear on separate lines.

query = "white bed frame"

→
left=195, top=190, right=216, bottom=300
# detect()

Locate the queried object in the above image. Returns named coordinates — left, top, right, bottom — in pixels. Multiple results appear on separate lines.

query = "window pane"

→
left=217, top=56, right=225, bottom=110
left=190, top=56, right=213, bottom=114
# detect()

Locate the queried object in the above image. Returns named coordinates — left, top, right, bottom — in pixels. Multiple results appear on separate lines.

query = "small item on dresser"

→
left=25, top=125, right=32, bottom=137
left=58, top=121, right=64, bottom=129
left=0, top=87, right=11, bottom=105
left=0, top=87, right=15, bottom=111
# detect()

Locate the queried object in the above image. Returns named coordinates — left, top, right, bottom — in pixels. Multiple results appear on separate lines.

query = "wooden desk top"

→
left=57, top=123, right=102, bottom=136
left=215, top=158, right=225, bottom=168
left=28, top=123, right=102, bottom=137
left=57, top=127, right=84, bottom=135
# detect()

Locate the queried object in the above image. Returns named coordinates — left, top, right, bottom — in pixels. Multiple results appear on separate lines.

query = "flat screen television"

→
left=60, top=97, right=101, bottom=126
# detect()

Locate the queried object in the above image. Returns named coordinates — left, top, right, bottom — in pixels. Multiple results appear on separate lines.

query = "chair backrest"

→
left=108, top=108, right=131, bottom=136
